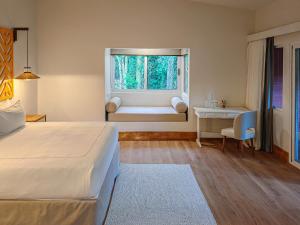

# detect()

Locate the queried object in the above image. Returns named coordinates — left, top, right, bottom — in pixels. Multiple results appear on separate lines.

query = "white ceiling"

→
left=191, top=0, right=275, bottom=10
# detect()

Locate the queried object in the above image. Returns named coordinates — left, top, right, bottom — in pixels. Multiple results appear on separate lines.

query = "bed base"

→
left=0, top=144, right=120, bottom=225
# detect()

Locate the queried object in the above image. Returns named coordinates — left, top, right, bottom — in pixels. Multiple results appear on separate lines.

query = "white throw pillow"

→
left=171, top=97, right=188, bottom=113
left=106, top=97, right=121, bottom=113
left=0, top=99, right=18, bottom=110
left=0, top=100, right=25, bottom=135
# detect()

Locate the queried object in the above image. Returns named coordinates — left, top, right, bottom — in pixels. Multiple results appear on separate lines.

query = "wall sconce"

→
left=13, top=27, right=40, bottom=80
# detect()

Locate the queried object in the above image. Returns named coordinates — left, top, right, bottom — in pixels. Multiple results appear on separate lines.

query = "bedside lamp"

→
left=13, top=27, right=40, bottom=80
left=13, top=27, right=40, bottom=119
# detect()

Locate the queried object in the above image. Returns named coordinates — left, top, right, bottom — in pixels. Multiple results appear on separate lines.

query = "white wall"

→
left=255, top=0, right=300, bottom=32
left=36, top=0, right=253, bottom=131
left=0, top=0, right=38, bottom=114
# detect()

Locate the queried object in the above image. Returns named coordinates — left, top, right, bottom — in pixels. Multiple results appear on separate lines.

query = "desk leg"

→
left=196, top=116, right=202, bottom=147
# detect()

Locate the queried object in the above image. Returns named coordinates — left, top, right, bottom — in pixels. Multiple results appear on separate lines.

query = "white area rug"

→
left=105, top=164, right=217, bottom=225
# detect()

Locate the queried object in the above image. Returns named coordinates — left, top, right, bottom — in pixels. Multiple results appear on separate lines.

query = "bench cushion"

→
left=108, top=106, right=186, bottom=122
left=105, top=97, right=121, bottom=113
left=171, top=97, right=187, bottom=113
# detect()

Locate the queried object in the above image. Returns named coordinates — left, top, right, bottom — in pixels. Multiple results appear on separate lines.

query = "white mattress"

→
left=0, top=122, right=119, bottom=200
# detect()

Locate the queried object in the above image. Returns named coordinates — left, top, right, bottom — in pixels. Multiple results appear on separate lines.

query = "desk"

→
left=194, top=107, right=248, bottom=147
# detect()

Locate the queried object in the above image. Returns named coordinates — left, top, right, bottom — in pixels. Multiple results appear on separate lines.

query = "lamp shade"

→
left=15, top=71, right=40, bottom=80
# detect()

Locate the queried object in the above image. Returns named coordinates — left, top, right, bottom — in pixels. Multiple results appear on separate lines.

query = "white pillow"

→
left=171, top=97, right=188, bottom=113
left=0, top=100, right=25, bottom=135
left=0, top=99, right=18, bottom=110
left=106, top=97, right=121, bottom=113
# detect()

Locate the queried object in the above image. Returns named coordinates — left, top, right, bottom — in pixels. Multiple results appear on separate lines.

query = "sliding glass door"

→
left=292, top=46, right=300, bottom=167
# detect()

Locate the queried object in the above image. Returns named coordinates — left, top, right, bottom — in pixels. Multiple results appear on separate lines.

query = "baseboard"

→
left=119, top=132, right=197, bottom=141
left=273, top=145, right=289, bottom=163
left=119, top=132, right=239, bottom=142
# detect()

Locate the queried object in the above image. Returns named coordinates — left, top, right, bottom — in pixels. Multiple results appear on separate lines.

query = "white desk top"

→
left=194, top=107, right=248, bottom=119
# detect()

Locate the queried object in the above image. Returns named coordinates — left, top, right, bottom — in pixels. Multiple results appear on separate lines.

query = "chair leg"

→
left=222, top=136, right=226, bottom=152
left=239, top=141, right=244, bottom=152
left=250, top=138, right=255, bottom=156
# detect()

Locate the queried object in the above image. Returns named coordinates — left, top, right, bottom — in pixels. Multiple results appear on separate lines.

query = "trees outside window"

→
left=114, top=55, right=145, bottom=90
left=113, top=55, right=178, bottom=90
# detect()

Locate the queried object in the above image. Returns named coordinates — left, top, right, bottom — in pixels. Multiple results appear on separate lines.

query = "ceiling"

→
left=191, top=0, right=275, bottom=10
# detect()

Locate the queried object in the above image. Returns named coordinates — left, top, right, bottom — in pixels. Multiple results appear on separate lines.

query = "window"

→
left=113, top=55, right=178, bottom=91
left=184, top=55, right=189, bottom=93
left=114, top=55, right=145, bottom=90
left=147, top=56, right=177, bottom=90
left=272, top=47, right=283, bottom=109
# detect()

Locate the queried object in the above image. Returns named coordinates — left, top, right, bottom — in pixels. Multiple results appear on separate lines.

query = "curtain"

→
left=245, top=40, right=266, bottom=150
left=260, top=37, right=274, bottom=153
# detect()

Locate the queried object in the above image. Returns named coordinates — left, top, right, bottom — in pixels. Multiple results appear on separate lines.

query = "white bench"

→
left=108, top=106, right=187, bottom=122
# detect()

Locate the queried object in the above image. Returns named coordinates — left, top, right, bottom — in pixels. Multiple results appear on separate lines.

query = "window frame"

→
left=183, top=54, right=189, bottom=94
left=111, top=55, right=182, bottom=94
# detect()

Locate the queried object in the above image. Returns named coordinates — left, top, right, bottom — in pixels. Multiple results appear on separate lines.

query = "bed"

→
left=0, top=122, right=120, bottom=225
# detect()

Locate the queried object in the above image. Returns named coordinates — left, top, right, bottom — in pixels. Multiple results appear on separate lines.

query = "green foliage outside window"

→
left=114, top=55, right=145, bottom=90
left=147, top=56, right=177, bottom=90
left=114, top=55, right=177, bottom=90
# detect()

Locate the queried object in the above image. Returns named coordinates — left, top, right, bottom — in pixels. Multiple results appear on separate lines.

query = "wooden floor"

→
left=120, top=140, right=300, bottom=225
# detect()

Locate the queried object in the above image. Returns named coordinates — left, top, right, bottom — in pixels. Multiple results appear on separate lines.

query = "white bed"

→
left=0, top=122, right=120, bottom=225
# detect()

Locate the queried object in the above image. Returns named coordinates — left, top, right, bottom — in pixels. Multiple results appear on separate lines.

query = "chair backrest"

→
left=233, top=111, right=257, bottom=140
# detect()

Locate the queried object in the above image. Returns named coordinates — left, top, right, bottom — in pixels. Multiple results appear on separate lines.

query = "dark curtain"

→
left=261, top=37, right=274, bottom=152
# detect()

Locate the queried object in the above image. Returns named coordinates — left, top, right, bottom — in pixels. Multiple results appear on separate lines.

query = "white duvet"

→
left=0, top=122, right=118, bottom=200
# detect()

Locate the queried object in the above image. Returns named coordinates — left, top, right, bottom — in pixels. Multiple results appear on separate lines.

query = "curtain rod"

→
left=247, top=21, right=300, bottom=42
left=110, top=48, right=189, bottom=56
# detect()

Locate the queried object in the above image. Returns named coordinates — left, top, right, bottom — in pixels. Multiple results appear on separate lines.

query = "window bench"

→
left=107, top=106, right=187, bottom=122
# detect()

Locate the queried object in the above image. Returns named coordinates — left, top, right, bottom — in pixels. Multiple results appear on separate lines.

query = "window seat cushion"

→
left=105, top=97, right=121, bottom=113
left=107, top=106, right=187, bottom=122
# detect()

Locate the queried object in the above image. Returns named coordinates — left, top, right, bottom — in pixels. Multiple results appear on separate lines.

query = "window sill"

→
left=182, top=92, right=189, bottom=98
left=273, top=107, right=283, bottom=112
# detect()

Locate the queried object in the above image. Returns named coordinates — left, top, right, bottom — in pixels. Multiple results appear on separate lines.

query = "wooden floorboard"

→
left=120, top=140, right=300, bottom=225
